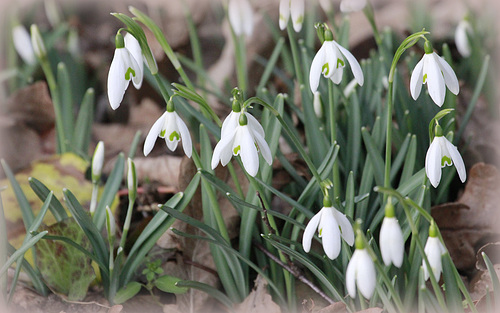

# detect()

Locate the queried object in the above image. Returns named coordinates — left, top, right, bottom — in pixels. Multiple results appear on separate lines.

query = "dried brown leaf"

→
left=235, top=275, right=281, bottom=313
left=432, top=163, right=500, bottom=271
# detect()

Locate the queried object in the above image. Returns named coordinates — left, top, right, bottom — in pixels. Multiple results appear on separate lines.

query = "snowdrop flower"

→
left=91, top=141, right=105, bottom=184
left=313, top=91, right=323, bottom=118
left=30, top=24, right=46, bottom=59
left=279, top=0, right=304, bottom=32
left=302, top=196, right=354, bottom=260
left=425, top=124, right=466, bottom=188
left=410, top=40, right=459, bottom=107
left=228, top=0, right=254, bottom=36
left=340, top=0, right=367, bottom=13
left=309, top=29, right=364, bottom=93
left=12, top=25, right=36, bottom=65
left=143, top=100, right=192, bottom=158
left=346, top=232, right=376, bottom=299
left=107, top=32, right=143, bottom=110
left=379, top=201, right=404, bottom=267
left=423, top=221, right=446, bottom=281
left=124, top=33, right=143, bottom=89
left=455, top=17, right=472, bottom=58
left=211, top=108, right=272, bottom=177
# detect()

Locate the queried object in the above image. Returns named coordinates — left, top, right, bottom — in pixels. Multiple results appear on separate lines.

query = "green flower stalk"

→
left=119, top=158, right=137, bottom=250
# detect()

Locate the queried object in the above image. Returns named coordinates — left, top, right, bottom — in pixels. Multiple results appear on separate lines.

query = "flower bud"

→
left=91, top=141, right=105, bottom=184
left=30, top=24, right=46, bottom=59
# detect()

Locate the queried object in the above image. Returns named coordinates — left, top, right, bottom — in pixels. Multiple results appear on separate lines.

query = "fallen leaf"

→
left=432, top=163, right=500, bottom=271
left=36, top=218, right=96, bottom=301
left=235, top=275, right=281, bottom=313
left=316, top=302, right=348, bottom=313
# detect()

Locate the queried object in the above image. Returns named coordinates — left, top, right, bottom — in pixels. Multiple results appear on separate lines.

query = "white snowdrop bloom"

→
left=124, top=33, right=143, bottom=89
left=423, top=223, right=446, bottom=281
left=211, top=111, right=272, bottom=177
left=228, top=0, right=254, bottom=36
left=410, top=41, right=459, bottom=107
left=313, top=91, right=323, bottom=118
left=107, top=33, right=143, bottom=110
left=309, top=30, right=364, bottom=93
left=425, top=126, right=466, bottom=188
left=340, top=0, right=367, bottom=13
left=91, top=141, right=105, bottom=183
left=318, top=0, right=332, bottom=13
left=143, top=104, right=192, bottom=158
left=12, top=25, right=36, bottom=65
left=30, top=24, right=46, bottom=59
left=302, top=198, right=354, bottom=260
left=380, top=216, right=404, bottom=267
left=455, top=18, right=472, bottom=58
left=346, top=238, right=376, bottom=299
left=279, top=0, right=304, bottom=32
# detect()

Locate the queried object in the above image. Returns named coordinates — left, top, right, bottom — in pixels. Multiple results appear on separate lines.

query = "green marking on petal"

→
left=169, top=131, right=180, bottom=141
left=233, top=145, right=241, bottom=155
left=319, top=228, right=323, bottom=237
left=160, top=129, right=166, bottom=137
left=322, top=63, right=330, bottom=76
left=441, top=155, right=452, bottom=167
left=423, top=73, right=428, bottom=83
left=336, top=58, right=344, bottom=68
left=279, top=14, right=285, bottom=21
left=295, top=15, right=304, bottom=24
left=125, top=67, right=136, bottom=80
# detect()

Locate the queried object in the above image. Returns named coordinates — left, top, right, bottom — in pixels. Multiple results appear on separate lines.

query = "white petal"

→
left=290, top=0, right=304, bottom=32
left=229, top=0, right=253, bottom=36
left=212, top=132, right=235, bottom=168
left=124, top=33, right=143, bottom=89
left=336, top=42, right=364, bottom=86
left=143, top=112, right=167, bottom=156
left=356, top=249, right=376, bottom=299
left=12, top=25, right=36, bottom=65
left=165, top=137, right=179, bottom=151
left=379, top=217, right=393, bottom=266
left=330, top=65, right=344, bottom=84
left=380, top=217, right=404, bottom=267
left=278, top=0, right=290, bottom=30
left=455, top=20, right=471, bottom=58
left=436, top=54, right=459, bottom=95
left=322, top=42, right=340, bottom=79
left=346, top=250, right=359, bottom=298
left=333, top=209, right=354, bottom=246
left=246, top=112, right=266, bottom=138
left=252, top=128, right=273, bottom=165
left=221, top=111, right=239, bottom=139
left=320, top=207, right=341, bottom=260
left=309, top=44, right=326, bottom=92
left=410, top=58, right=424, bottom=100
left=424, top=237, right=444, bottom=281
left=425, top=54, right=446, bottom=107
left=175, top=113, right=193, bottom=158
left=425, top=138, right=443, bottom=188
left=302, top=210, right=322, bottom=253
left=239, top=126, right=259, bottom=176
left=239, top=0, right=254, bottom=36
left=444, top=139, right=466, bottom=183
left=107, top=49, right=129, bottom=110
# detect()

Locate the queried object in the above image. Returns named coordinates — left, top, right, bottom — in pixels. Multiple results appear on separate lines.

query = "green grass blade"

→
left=1, top=159, right=35, bottom=229
left=93, top=153, right=125, bottom=230
left=28, top=177, right=68, bottom=221
left=441, top=252, right=463, bottom=313
left=482, top=252, right=500, bottom=307
left=361, top=127, right=385, bottom=187
left=72, top=88, right=95, bottom=155
left=0, top=231, right=48, bottom=275
left=257, top=37, right=285, bottom=91
left=57, top=62, right=74, bottom=142
left=176, top=280, right=234, bottom=309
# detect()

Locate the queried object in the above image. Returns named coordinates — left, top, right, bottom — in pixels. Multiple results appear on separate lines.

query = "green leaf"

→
left=72, top=88, right=95, bottom=155
left=176, top=280, right=233, bottom=308
left=93, top=153, right=124, bottom=230
left=482, top=252, right=500, bottom=306
left=57, top=62, right=74, bottom=141
left=35, top=218, right=96, bottom=301
left=441, top=252, right=463, bottom=313
left=361, top=127, right=385, bottom=187
left=28, top=177, right=68, bottom=222
left=0, top=231, right=48, bottom=275
left=154, top=275, right=188, bottom=294
left=114, top=282, right=142, bottom=304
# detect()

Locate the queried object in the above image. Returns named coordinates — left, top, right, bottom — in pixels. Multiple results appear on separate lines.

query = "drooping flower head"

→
left=379, top=200, right=404, bottom=267
left=302, top=196, right=354, bottom=260
left=346, top=230, right=376, bottom=299
left=12, top=24, right=36, bottom=65
left=410, top=40, right=459, bottom=107
left=228, top=0, right=254, bottom=36
left=107, top=32, right=143, bottom=110
left=425, top=124, right=466, bottom=188
left=455, top=16, right=472, bottom=58
left=211, top=94, right=272, bottom=177
left=279, top=0, right=304, bottom=32
left=144, top=99, right=192, bottom=158
left=423, top=221, right=446, bottom=281
left=309, top=27, right=364, bottom=93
